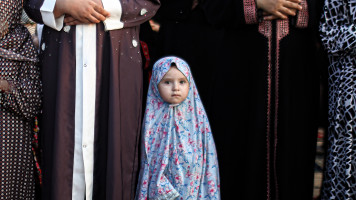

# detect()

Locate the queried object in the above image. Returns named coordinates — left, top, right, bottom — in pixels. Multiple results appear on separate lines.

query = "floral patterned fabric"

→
left=136, top=57, right=220, bottom=200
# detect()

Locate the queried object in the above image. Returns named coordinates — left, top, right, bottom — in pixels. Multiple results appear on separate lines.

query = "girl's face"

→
left=158, top=66, right=189, bottom=104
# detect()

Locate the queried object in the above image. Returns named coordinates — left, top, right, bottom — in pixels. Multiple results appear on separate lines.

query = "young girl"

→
left=136, top=56, right=220, bottom=200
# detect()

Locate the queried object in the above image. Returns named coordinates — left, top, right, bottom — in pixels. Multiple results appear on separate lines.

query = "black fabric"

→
left=200, top=0, right=322, bottom=199
left=153, top=1, right=223, bottom=115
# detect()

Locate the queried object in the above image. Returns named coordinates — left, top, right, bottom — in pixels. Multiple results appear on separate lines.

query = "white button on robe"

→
left=132, top=39, right=138, bottom=47
left=140, top=8, right=148, bottom=15
left=39, top=0, right=124, bottom=199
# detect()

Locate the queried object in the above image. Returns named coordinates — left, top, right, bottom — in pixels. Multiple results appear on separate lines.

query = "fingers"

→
left=65, top=14, right=98, bottom=25
left=273, top=11, right=288, bottom=19
left=66, top=13, right=102, bottom=25
left=79, top=2, right=106, bottom=23
left=269, top=0, right=300, bottom=17
left=85, top=12, right=101, bottom=24
left=64, top=15, right=76, bottom=24
left=92, top=5, right=110, bottom=21
left=93, top=3, right=110, bottom=17
left=92, top=0, right=104, bottom=7
left=283, top=0, right=302, bottom=11
left=263, top=15, right=279, bottom=21
left=258, top=0, right=303, bottom=21
left=267, top=9, right=288, bottom=20
left=287, top=0, right=301, bottom=3
left=63, top=0, right=110, bottom=25
left=86, top=1, right=109, bottom=23
left=279, top=6, right=297, bottom=16
left=65, top=19, right=82, bottom=26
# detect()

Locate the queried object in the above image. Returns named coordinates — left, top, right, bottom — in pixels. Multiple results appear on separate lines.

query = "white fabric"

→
left=73, top=25, right=86, bottom=200
left=40, top=0, right=124, bottom=31
left=102, top=0, right=124, bottom=30
left=39, top=0, right=123, bottom=199
left=72, top=24, right=97, bottom=200
left=81, top=23, right=96, bottom=200
left=40, top=0, right=64, bottom=31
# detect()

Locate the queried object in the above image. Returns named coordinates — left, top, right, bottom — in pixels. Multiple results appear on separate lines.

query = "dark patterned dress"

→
left=0, top=0, right=41, bottom=199
left=319, top=0, right=356, bottom=199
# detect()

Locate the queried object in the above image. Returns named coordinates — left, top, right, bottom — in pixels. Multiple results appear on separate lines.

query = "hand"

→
left=63, top=15, right=82, bottom=26
left=149, top=20, right=160, bottom=32
left=0, top=79, right=9, bottom=93
left=263, top=8, right=298, bottom=21
left=54, top=0, right=110, bottom=24
left=256, top=0, right=302, bottom=20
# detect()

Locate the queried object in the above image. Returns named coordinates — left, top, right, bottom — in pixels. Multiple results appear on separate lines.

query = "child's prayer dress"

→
left=136, top=57, right=220, bottom=200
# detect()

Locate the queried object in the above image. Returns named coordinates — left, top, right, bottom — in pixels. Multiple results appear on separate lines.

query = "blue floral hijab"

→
left=136, top=57, right=220, bottom=200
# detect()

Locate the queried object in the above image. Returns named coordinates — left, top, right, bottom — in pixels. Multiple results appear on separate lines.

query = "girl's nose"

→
left=173, top=82, right=179, bottom=91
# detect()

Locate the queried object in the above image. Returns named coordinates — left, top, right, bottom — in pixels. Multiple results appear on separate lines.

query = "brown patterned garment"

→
left=0, top=0, right=41, bottom=199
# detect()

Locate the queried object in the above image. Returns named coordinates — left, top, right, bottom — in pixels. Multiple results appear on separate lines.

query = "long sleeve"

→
left=23, top=0, right=45, bottom=24
left=102, top=0, right=160, bottom=30
left=24, top=0, right=64, bottom=31
left=119, top=0, right=160, bottom=28
left=102, top=0, right=124, bottom=30
left=319, top=0, right=356, bottom=55
left=25, top=0, right=160, bottom=31
left=0, top=63, right=42, bottom=121
left=1, top=0, right=41, bottom=121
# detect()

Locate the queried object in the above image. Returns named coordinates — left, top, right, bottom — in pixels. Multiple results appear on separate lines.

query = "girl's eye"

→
left=180, top=81, right=186, bottom=84
left=164, top=81, right=170, bottom=84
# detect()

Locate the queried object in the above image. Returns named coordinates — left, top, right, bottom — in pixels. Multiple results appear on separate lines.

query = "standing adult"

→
left=0, top=0, right=42, bottom=199
left=151, top=0, right=223, bottom=113
left=319, top=0, right=356, bottom=199
left=24, top=0, right=160, bottom=199
left=202, top=0, right=321, bottom=199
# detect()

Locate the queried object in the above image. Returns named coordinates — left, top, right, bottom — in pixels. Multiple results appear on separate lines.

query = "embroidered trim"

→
left=243, top=0, right=258, bottom=24
left=273, top=19, right=289, bottom=200
left=258, top=19, right=290, bottom=200
left=277, top=19, right=290, bottom=40
left=258, top=20, right=273, bottom=200
left=258, top=21, right=272, bottom=38
left=296, top=0, right=309, bottom=28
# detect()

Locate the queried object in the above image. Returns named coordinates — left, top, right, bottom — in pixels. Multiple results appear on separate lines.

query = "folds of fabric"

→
left=136, top=57, right=220, bottom=200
